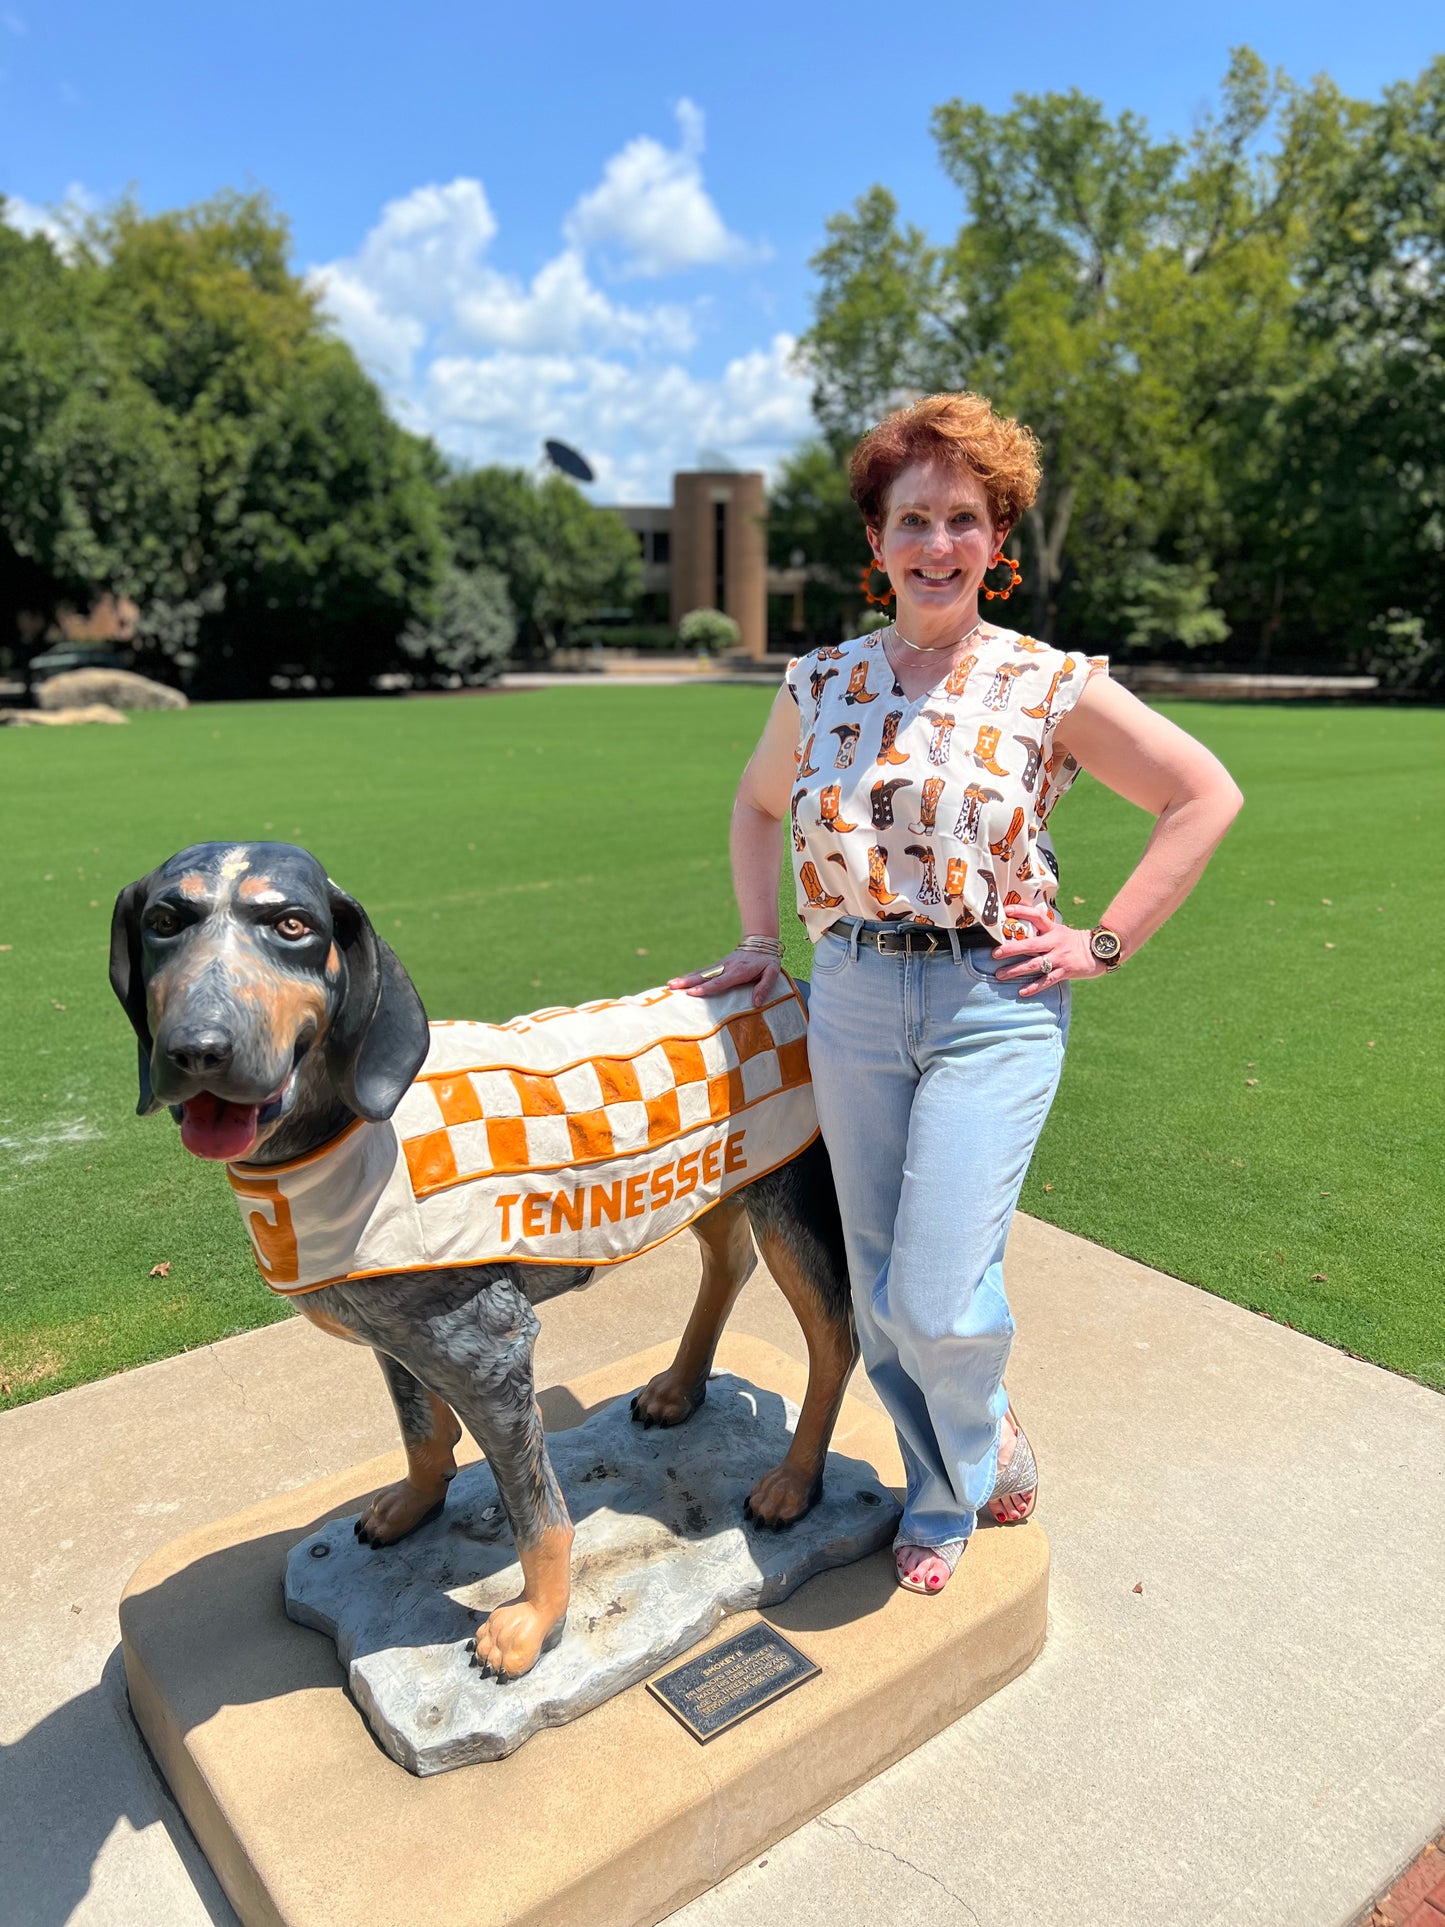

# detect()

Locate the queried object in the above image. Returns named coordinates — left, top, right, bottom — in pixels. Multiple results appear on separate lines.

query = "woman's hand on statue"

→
left=668, top=950, right=782, bottom=1006
left=991, top=903, right=1107, bottom=996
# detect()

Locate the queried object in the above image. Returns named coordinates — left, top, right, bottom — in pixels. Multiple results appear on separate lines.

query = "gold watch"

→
left=1089, top=927, right=1124, bottom=970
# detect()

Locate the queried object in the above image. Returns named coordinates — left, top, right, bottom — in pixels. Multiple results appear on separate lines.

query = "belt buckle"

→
left=877, top=928, right=904, bottom=955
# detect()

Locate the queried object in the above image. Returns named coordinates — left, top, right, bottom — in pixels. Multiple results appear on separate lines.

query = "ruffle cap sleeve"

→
left=1034, top=648, right=1109, bottom=822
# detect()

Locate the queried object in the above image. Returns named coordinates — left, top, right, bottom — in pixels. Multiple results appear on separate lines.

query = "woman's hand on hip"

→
left=668, top=950, right=782, bottom=1006
left=991, top=904, right=1106, bottom=996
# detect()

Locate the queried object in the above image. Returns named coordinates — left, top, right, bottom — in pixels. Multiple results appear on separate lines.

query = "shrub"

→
left=400, top=565, right=515, bottom=683
left=678, top=607, right=740, bottom=654
left=568, top=623, right=681, bottom=652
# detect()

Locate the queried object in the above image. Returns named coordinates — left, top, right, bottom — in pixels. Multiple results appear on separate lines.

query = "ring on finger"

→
left=698, top=964, right=727, bottom=981
left=1036, top=957, right=1051, bottom=977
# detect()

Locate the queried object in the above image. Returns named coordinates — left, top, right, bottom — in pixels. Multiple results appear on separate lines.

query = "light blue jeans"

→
left=806, top=920, right=1070, bottom=1549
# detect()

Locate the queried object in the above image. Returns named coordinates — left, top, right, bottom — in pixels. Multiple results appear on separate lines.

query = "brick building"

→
left=609, top=471, right=807, bottom=661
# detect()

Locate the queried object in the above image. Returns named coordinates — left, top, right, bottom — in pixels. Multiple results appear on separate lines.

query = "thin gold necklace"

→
left=888, top=617, right=983, bottom=654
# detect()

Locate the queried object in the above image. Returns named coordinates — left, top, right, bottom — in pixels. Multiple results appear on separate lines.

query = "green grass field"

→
left=2, top=689, right=1440, bottom=1409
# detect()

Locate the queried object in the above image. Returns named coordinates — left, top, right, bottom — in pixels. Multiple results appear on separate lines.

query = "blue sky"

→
left=3, top=2, right=1440, bottom=500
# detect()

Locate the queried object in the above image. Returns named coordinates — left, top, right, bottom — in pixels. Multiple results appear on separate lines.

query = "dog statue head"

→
left=110, top=842, right=430, bottom=1161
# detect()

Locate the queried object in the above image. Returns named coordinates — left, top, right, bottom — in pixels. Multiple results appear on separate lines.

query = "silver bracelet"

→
left=736, top=934, right=784, bottom=958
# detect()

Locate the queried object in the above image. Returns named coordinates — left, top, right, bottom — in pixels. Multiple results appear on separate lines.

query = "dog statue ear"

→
left=325, top=886, right=431, bottom=1121
left=109, top=873, right=164, bottom=1116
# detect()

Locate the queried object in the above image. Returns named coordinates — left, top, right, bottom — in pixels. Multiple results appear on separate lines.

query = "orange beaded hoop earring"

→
left=982, top=552, right=1022, bottom=602
left=860, top=560, right=895, bottom=607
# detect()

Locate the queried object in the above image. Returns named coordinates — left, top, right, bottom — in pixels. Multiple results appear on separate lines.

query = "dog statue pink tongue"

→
left=180, top=1093, right=261, bottom=1161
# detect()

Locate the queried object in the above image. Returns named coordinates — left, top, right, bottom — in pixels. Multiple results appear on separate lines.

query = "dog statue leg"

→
left=744, top=1225, right=859, bottom=1528
left=355, top=1353, right=463, bottom=1548
left=632, top=1196, right=756, bottom=1429
left=413, top=1279, right=573, bottom=1681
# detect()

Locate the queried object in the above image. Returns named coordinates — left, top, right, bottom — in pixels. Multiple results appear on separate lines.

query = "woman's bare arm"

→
left=996, top=676, right=1244, bottom=989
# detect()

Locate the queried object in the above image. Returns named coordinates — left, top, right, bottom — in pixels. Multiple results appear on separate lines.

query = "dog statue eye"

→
left=274, top=915, right=312, bottom=941
left=146, top=907, right=182, bottom=938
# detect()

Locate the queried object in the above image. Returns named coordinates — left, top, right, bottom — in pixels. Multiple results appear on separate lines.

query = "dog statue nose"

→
left=167, top=1026, right=235, bottom=1077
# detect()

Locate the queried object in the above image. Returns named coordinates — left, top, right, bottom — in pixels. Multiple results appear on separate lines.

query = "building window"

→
left=634, top=530, right=647, bottom=556
left=713, top=501, right=727, bottom=612
left=652, top=529, right=670, bottom=564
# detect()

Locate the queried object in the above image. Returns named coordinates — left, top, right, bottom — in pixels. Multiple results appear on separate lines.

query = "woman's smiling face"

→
left=869, top=459, right=1004, bottom=634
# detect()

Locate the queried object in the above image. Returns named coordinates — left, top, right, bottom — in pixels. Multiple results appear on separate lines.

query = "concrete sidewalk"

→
left=3, top=1215, right=1443, bottom=1927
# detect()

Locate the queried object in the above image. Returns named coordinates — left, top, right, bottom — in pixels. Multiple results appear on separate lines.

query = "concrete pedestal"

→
left=120, top=1335, right=1049, bottom=1927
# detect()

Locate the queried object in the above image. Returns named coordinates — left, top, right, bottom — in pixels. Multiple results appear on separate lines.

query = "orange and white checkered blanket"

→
left=225, top=978, right=817, bottom=1293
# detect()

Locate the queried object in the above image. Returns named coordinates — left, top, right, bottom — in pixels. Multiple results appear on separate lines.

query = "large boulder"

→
left=36, top=668, right=187, bottom=712
left=0, top=704, right=128, bottom=726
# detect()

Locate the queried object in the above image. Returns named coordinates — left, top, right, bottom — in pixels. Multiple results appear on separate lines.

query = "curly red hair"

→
left=849, top=392, right=1042, bottom=535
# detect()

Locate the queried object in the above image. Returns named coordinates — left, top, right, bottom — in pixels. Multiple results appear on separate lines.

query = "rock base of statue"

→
left=286, top=1372, right=900, bottom=1773
left=121, top=1335, right=1049, bottom=1927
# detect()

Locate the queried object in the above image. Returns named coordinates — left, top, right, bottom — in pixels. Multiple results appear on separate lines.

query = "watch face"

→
left=1091, top=929, right=1122, bottom=962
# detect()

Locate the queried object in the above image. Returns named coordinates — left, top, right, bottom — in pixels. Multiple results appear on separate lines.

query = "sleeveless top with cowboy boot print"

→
left=784, top=627, right=1108, bottom=941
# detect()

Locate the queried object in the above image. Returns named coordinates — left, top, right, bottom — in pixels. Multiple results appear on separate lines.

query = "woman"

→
left=672, top=393, right=1243, bottom=1594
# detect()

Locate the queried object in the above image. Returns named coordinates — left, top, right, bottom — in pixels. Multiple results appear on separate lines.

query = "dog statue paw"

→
left=630, top=1369, right=707, bottom=1430
left=743, top=1459, right=821, bottom=1530
left=474, top=1601, right=566, bottom=1682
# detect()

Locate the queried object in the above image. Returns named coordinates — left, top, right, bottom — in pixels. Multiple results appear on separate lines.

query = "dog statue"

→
left=110, top=843, right=858, bottom=1682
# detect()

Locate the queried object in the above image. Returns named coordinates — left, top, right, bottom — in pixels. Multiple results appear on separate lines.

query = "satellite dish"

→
left=543, top=438, right=595, bottom=484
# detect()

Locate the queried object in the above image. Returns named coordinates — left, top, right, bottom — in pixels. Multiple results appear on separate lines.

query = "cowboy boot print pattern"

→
left=799, top=861, right=844, bottom=910
left=782, top=632, right=1106, bottom=939
left=1021, top=658, right=1075, bottom=723
left=866, top=846, right=899, bottom=905
left=904, top=845, right=943, bottom=906
left=953, top=783, right=1002, bottom=841
left=988, top=807, right=1026, bottom=864
left=876, top=711, right=910, bottom=765
left=921, top=709, right=956, bottom=767
left=943, top=653, right=978, bottom=697
left=909, top=776, right=944, bottom=835
left=870, top=778, right=913, bottom=830
left=843, top=661, right=878, bottom=705
left=818, top=784, right=858, bottom=834
left=1014, top=734, right=1044, bottom=793
left=983, top=662, right=1028, bottom=712
left=790, top=788, right=807, bottom=853
left=831, top=723, right=861, bottom=768
left=972, top=725, right=1009, bottom=776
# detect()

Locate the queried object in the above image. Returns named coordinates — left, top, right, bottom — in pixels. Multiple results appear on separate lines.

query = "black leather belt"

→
left=833, top=919, right=995, bottom=955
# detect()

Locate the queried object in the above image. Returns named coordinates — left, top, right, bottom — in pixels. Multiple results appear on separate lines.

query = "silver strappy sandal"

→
left=985, top=1403, right=1038, bottom=1524
left=895, top=1405, right=1040, bottom=1592
left=893, top=1536, right=968, bottom=1593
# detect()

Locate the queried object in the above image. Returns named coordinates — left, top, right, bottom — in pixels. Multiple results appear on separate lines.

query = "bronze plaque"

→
left=646, top=1623, right=819, bottom=1743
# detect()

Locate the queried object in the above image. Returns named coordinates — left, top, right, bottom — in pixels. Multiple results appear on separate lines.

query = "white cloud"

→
left=564, top=99, right=755, bottom=278
left=2, top=182, right=94, bottom=254
left=419, top=334, right=813, bottom=502
left=454, top=247, right=695, bottom=357
left=304, top=112, right=801, bottom=499
left=309, top=179, right=696, bottom=388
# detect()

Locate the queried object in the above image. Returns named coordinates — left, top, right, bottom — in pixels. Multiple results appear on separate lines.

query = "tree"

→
left=400, top=565, right=515, bottom=682
left=798, top=52, right=1350, bottom=652
left=443, top=466, right=641, bottom=656
left=0, top=192, right=449, bottom=695
left=0, top=216, right=195, bottom=683
left=1230, top=59, right=1445, bottom=686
